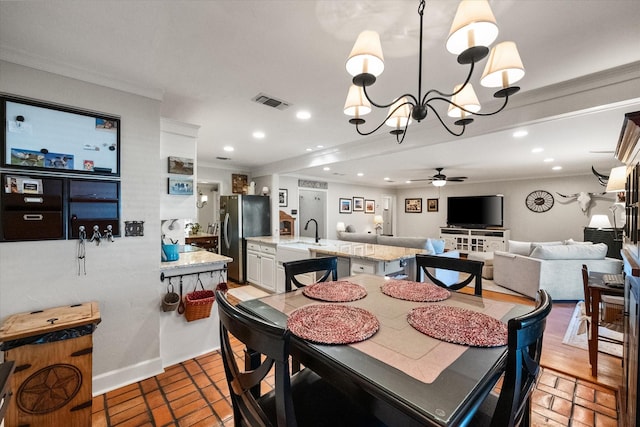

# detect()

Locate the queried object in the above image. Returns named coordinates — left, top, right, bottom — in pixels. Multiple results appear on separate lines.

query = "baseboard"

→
left=92, top=357, right=164, bottom=396
left=161, top=345, right=220, bottom=369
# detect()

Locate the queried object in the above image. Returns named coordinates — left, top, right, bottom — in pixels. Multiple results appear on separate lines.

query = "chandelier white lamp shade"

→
left=447, top=83, right=481, bottom=124
left=432, top=179, right=447, bottom=187
left=343, top=85, right=372, bottom=123
left=480, top=41, right=525, bottom=96
left=343, top=0, right=525, bottom=144
left=385, top=97, right=413, bottom=134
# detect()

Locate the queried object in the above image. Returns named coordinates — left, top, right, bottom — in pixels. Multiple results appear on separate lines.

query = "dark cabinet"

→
left=625, top=274, right=639, bottom=427
left=1, top=173, right=120, bottom=242
left=1, top=175, right=64, bottom=241
left=68, top=179, right=120, bottom=238
left=584, top=227, right=623, bottom=259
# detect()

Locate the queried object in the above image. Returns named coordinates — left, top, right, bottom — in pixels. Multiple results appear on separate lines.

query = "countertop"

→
left=185, top=233, right=218, bottom=240
left=160, top=250, right=232, bottom=271
left=246, top=235, right=426, bottom=262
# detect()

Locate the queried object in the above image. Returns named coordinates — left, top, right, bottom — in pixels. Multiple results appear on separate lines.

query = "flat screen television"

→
left=447, top=195, right=504, bottom=228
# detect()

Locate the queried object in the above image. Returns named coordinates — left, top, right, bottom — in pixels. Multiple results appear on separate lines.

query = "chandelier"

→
left=343, top=0, right=525, bottom=144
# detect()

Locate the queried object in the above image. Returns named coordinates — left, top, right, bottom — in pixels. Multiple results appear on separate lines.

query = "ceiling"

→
left=1, top=1, right=639, bottom=188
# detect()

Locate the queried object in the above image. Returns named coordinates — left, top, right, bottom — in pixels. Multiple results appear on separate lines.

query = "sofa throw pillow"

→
left=429, top=239, right=446, bottom=254
left=564, top=238, right=593, bottom=245
left=508, top=240, right=532, bottom=256
left=529, top=242, right=608, bottom=260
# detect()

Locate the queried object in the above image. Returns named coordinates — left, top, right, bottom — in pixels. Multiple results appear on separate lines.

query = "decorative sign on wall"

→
left=232, top=174, right=248, bottom=194
left=168, top=178, right=193, bottom=195
left=168, top=156, right=194, bottom=175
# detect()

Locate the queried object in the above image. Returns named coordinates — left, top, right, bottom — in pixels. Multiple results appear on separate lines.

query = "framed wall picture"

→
left=168, top=178, right=193, bottom=195
left=427, top=198, right=439, bottom=212
left=405, top=198, right=422, bottom=213
left=278, top=188, right=288, bottom=207
left=353, top=196, right=364, bottom=211
left=339, top=198, right=352, bottom=213
left=168, top=156, right=194, bottom=175
left=365, top=199, right=375, bottom=213
left=232, top=173, right=248, bottom=194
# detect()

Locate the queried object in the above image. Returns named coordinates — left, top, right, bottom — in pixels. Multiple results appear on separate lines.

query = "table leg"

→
left=589, top=289, right=601, bottom=377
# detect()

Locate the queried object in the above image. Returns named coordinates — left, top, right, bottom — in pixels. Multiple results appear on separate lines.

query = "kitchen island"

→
left=245, top=236, right=426, bottom=292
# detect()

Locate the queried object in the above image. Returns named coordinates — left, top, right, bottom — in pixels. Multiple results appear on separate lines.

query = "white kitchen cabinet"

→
left=246, top=242, right=277, bottom=292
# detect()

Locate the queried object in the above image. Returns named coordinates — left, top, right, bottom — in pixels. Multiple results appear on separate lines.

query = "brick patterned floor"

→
left=531, top=368, right=618, bottom=427
left=93, top=344, right=619, bottom=426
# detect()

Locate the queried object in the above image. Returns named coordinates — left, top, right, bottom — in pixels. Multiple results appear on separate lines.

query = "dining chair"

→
left=415, top=253, right=484, bottom=295
left=283, top=256, right=338, bottom=292
left=216, top=290, right=384, bottom=427
left=581, top=264, right=624, bottom=375
left=467, top=289, right=552, bottom=427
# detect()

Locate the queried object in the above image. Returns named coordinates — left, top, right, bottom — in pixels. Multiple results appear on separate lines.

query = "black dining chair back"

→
left=217, top=290, right=293, bottom=427
left=216, top=290, right=383, bottom=427
left=283, top=256, right=338, bottom=292
left=470, top=289, right=552, bottom=427
left=415, top=253, right=484, bottom=295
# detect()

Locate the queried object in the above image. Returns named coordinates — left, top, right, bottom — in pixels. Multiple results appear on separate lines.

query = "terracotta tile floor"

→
left=93, top=343, right=619, bottom=427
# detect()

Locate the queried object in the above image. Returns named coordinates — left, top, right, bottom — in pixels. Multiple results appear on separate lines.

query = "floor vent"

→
left=252, top=93, right=291, bottom=110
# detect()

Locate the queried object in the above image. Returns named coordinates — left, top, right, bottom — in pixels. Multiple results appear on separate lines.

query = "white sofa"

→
left=493, top=240, right=623, bottom=300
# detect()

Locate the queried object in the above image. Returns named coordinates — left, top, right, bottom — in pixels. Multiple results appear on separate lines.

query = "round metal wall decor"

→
left=526, top=190, right=554, bottom=213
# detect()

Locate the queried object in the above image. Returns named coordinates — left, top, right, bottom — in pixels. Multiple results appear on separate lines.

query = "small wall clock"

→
left=526, top=190, right=554, bottom=212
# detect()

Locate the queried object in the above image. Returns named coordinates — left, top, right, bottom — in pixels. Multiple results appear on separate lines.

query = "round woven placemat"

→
left=287, top=304, right=379, bottom=345
left=302, top=281, right=367, bottom=302
left=408, top=305, right=508, bottom=347
left=381, top=280, right=450, bottom=302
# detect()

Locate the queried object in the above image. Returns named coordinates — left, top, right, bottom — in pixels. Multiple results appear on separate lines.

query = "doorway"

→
left=196, top=182, right=220, bottom=235
left=298, top=189, right=327, bottom=240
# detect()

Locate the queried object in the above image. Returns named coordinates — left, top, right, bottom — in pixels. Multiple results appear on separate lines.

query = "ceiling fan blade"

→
left=407, top=178, right=433, bottom=182
left=446, top=176, right=467, bottom=181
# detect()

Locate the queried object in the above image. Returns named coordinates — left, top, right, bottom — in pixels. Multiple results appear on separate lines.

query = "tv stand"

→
left=440, top=227, right=510, bottom=253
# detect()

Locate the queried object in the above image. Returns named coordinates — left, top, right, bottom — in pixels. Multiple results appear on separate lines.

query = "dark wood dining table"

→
left=240, top=274, right=533, bottom=426
left=587, top=272, right=624, bottom=376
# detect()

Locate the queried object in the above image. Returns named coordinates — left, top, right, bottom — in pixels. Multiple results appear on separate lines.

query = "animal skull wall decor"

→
left=591, top=166, right=609, bottom=187
left=556, top=191, right=608, bottom=215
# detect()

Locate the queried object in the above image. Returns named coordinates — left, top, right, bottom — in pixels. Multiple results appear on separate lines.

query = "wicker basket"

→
left=184, top=290, right=215, bottom=322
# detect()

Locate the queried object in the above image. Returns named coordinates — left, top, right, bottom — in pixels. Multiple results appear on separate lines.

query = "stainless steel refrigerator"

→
left=220, top=195, right=271, bottom=283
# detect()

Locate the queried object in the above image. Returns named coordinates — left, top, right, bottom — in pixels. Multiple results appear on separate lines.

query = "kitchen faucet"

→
left=304, top=219, right=319, bottom=243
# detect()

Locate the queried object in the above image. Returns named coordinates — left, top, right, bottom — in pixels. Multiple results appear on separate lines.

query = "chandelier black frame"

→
left=345, top=0, right=523, bottom=144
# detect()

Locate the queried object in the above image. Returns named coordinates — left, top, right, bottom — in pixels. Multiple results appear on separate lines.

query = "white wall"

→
left=0, top=61, right=164, bottom=394
left=395, top=174, right=616, bottom=241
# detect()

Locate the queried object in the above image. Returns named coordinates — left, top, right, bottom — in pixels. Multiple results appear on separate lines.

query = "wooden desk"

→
left=241, top=274, right=531, bottom=426
left=185, top=233, right=218, bottom=252
left=587, top=273, right=624, bottom=376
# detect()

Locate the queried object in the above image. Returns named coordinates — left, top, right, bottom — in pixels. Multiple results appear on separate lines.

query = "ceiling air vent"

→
left=252, top=93, right=291, bottom=110
left=216, top=156, right=231, bottom=161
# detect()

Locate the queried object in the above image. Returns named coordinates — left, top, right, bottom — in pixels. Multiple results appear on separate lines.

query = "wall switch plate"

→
left=125, top=221, right=144, bottom=237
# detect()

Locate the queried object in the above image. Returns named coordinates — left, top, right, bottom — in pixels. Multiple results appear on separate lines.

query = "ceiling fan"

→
left=410, top=168, right=468, bottom=187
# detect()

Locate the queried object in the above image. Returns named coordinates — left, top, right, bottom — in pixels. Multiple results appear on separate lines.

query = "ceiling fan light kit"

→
left=343, top=0, right=525, bottom=143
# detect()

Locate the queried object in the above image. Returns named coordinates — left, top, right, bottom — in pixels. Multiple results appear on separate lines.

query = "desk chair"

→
left=283, top=257, right=338, bottom=292
left=468, top=289, right=552, bottom=427
left=416, top=253, right=484, bottom=296
left=216, top=290, right=383, bottom=427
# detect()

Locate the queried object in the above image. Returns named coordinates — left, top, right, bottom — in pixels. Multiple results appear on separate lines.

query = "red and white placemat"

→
left=302, top=281, right=367, bottom=302
left=407, top=305, right=508, bottom=347
left=287, top=304, right=379, bottom=344
left=381, top=279, right=450, bottom=302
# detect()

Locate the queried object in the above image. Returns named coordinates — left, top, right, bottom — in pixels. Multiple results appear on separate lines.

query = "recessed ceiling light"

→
left=531, top=147, right=544, bottom=153
left=513, top=130, right=528, bottom=138
left=296, top=110, right=311, bottom=120
left=552, top=166, right=562, bottom=171
left=306, top=148, right=313, bottom=152
left=357, top=172, right=364, bottom=177
left=253, top=131, right=265, bottom=139
left=317, top=145, right=324, bottom=148
left=406, top=180, right=412, bottom=184
left=384, top=177, right=390, bottom=181
left=223, top=146, right=234, bottom=152
left=543, top=158, right=554, bottom=162
left=323, top=167, right=330, bottom=171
